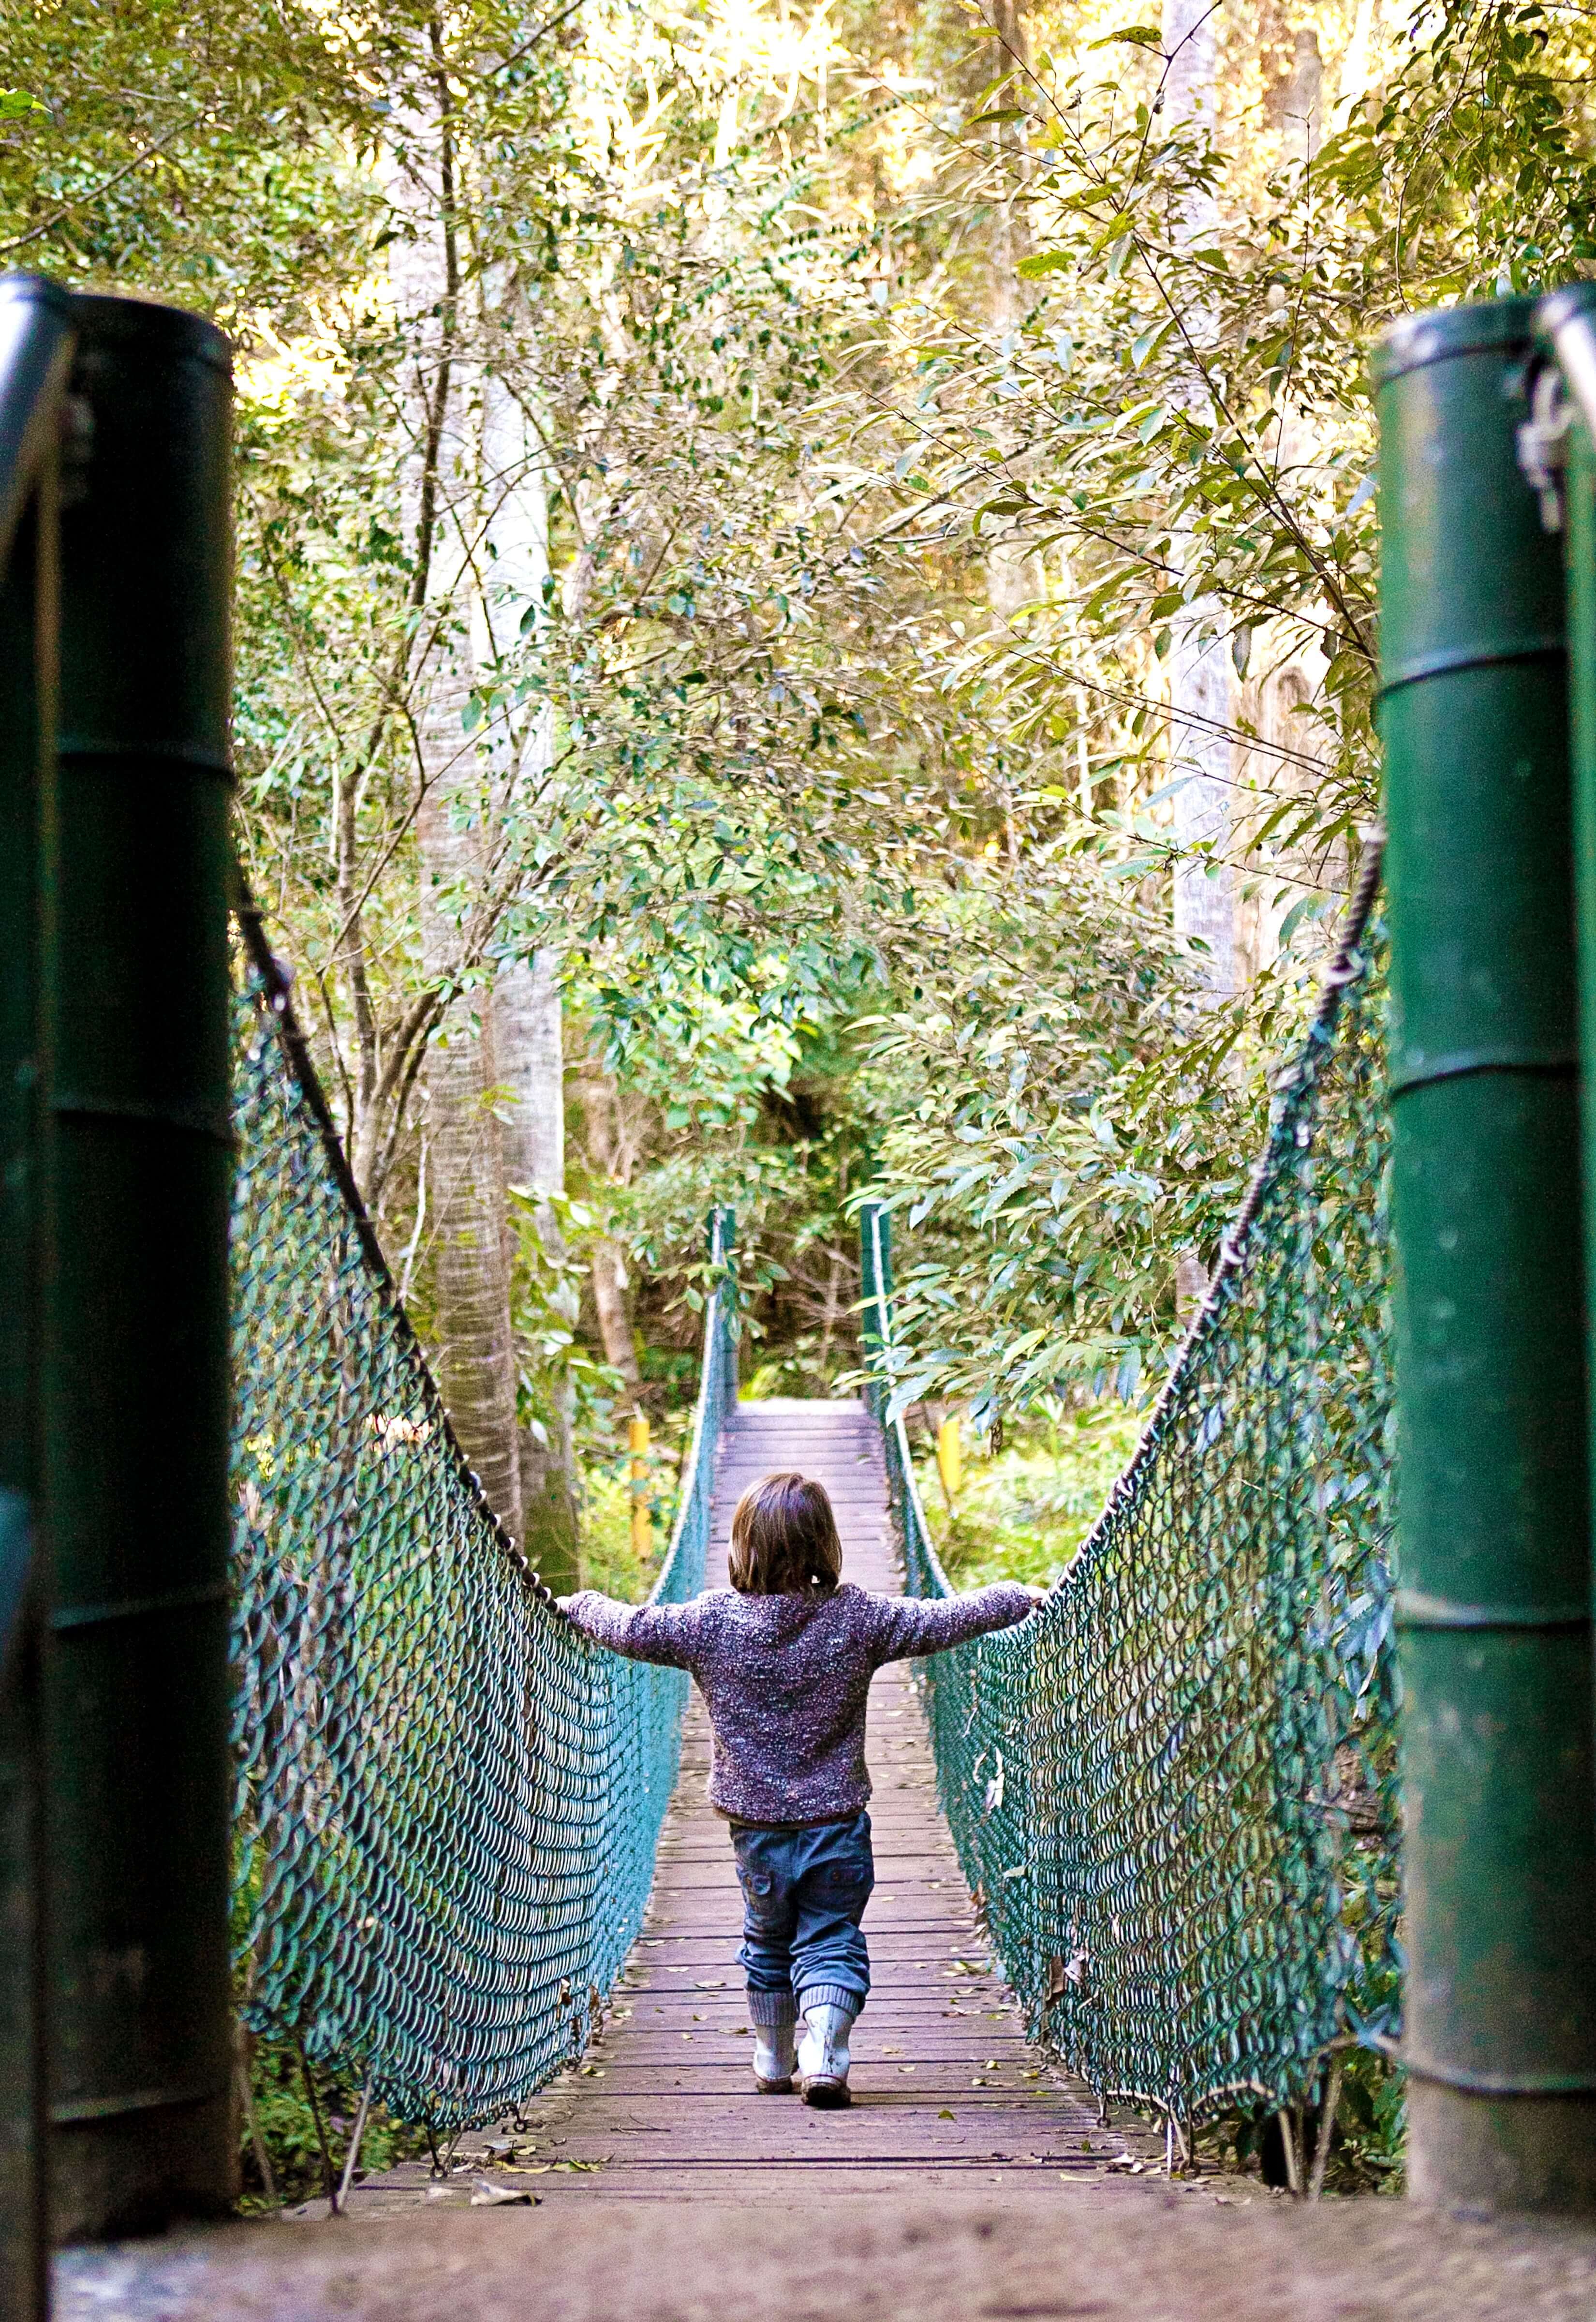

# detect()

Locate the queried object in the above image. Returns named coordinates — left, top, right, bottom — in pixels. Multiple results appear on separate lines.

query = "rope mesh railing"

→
left=860, top=845, right=1398, bottom=2137
left=227, top=916, right=733, bottom=2130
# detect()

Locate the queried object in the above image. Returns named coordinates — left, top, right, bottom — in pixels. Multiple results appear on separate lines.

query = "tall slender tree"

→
left=1161, top=0, right=1239, bottom=1005
left=474, top=343, right=580, bottom=1578
left=398, top=32, right=523, bottom=1539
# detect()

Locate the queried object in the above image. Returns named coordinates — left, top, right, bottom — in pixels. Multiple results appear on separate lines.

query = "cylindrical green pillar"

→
left=710, top=1206, right=739, bottom=1417
left=857, top=1201, right=893, bottom=1390
left=1375, top=300, right=1596, bottom=2210
left=1540, top=287, right=1596, bottom=2065
left=45, top=294, right=236, bottom=2237
left=0, top=270, right=75, bottom=2322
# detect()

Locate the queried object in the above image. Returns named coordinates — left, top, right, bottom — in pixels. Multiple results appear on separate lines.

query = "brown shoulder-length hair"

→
left=728, top=1473, right=842, bottom=1595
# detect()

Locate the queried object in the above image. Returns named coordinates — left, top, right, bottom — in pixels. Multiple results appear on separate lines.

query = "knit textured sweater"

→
left=561, top=1579, right=1035, bottom=1825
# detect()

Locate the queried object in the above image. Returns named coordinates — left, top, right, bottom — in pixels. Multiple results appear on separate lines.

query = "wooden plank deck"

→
left=330, top=1398, right=1162, bottom=2214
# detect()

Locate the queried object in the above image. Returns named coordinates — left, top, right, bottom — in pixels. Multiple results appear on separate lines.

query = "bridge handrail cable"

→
left=227, top=908, right=734, bottom=2133
left=858, top=838, right=1399, bottom=2156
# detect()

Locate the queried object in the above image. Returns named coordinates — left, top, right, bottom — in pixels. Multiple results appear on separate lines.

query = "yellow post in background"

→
left=936, top=1416, right=962, bottom=1507
left=629, top=1414, right=651, bottom=1557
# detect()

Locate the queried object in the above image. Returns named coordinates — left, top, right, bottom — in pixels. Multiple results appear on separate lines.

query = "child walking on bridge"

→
left=560, top=1471, right=1039, bottom=2108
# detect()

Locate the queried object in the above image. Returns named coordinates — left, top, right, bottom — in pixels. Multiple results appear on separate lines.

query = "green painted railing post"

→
left=857, top=1202, right=891, bottom=1363
left=1535, top=285, right=1596, bottom=1900
left=0, top=271, right=75, bottom=2322
left=45, top=295, right=236, bottom=2237
left=709, top=1206, right=738, bottom=1416
left=1375, top=301, right=1596, bottom=2210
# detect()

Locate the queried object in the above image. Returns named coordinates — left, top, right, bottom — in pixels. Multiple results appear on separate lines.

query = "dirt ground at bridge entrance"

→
left=54, top=2182, right=1596, bottom=2322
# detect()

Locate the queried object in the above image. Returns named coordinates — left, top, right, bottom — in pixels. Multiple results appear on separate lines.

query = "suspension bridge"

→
left=214, top=843, right=1396, bottom=2189
left=9, top=276, right=1596, bottom=2321
left=268, top=1396, right=1152, bottom=2213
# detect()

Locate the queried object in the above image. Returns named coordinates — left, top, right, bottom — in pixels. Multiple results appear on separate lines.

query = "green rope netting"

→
left=227, top=946, right=730, bottom=2129
left=862, top=865, right=1398, bottom=2131
left=225, top=848, right=1392, bottom=2142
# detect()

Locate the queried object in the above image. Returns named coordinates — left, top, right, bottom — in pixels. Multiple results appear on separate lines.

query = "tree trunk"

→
left=1161, top=0, right=1231, bottom=1324
left=498, top=949, right=580, bottom=1585
left=1162, top=0, right=1238, bottom=999
left=590, top=1242, right=644, bottom=1414
left=474, top=353, right=579, bottom=1579
left=398, top=64, right=523, bottom=1542
left=986, top=0, right=1036, bottom=634
left=417, top=769, right=524, bottom=1545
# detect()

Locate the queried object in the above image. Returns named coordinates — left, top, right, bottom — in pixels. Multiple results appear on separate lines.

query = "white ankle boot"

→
left=796, top=2002, right=855, bottom=2108
left=750, top=2008, right=796, bottom=2093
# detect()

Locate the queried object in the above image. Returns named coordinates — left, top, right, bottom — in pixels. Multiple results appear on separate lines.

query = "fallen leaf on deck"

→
left=470, top=2177, right=537, bottom=2207
left=938, top=2109, right=955, bottom=2121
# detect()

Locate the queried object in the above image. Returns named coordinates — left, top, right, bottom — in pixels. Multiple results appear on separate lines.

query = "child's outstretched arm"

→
left=559, top=1590, right=702, bottom=1669
left=869, top=1579, right=1043, bottom=1664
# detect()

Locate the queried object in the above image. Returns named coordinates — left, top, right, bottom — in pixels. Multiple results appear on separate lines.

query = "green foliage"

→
left=790, top=0, right=1596, bottom=1420
left=911, top=1399, right=1143, bottom=1586
left=579, top=971, right=885, bottom=1400
left=239, top=2038, right=432, bottom=2215
left=858, top=857, right=1252, bottom=1424
left=1209, top=2046, right=1405, bottom=2197
left=579, top=1447, right=677, bottom=1601
left=12, top=0, right=1596, bottom=1429
left=1330, top=2047, right=1406, bottom=2194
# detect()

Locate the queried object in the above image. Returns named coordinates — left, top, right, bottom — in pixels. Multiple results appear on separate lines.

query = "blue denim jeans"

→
left=731, top=1810, right=874, bottom=2026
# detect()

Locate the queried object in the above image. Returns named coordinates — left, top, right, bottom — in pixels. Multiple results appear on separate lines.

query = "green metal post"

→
left=0, top=505, right=52, bottom=2322
left=857, top=1202, right=892, bottom=1408
left=1375, top=300, right=1596, bottom=2210
left=1538, top=287, right=1596, bottom=2094
left=0, top=271, right=74, bottom=2322
left=710, top=1206, right=739, bottom=1417
left=45, top=294, right=236, bottom=2237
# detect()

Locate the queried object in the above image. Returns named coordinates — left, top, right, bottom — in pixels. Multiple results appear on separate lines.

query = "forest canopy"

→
left=5, top=0, right=1592, bottom=1564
